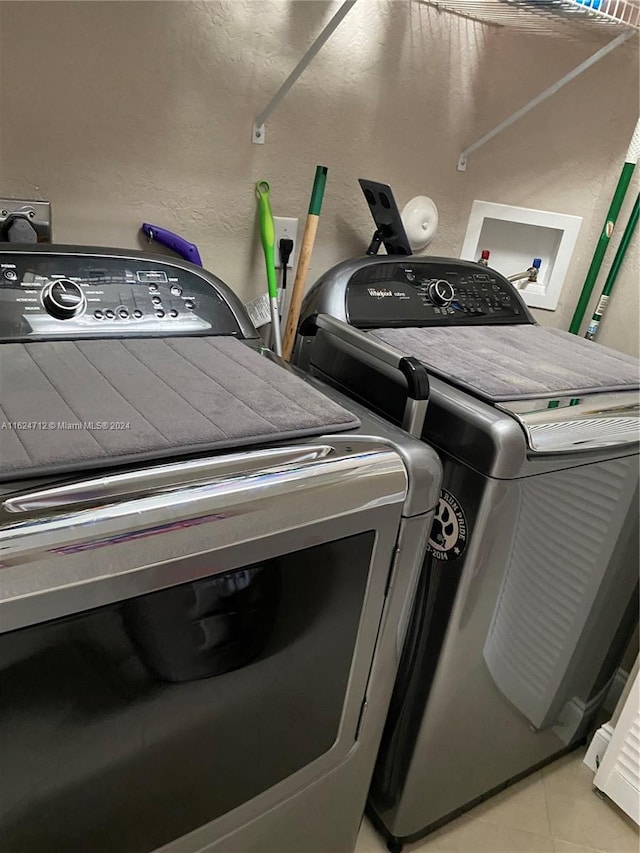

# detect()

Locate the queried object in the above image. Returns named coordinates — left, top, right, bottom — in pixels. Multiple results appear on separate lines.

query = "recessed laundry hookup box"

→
left=460, top=200, right=583, bottom=311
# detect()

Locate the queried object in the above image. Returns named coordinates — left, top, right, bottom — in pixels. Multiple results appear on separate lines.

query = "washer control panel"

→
left=345, top=260, right=532, bottom=328
left=0, top=249, right=247, bottom=341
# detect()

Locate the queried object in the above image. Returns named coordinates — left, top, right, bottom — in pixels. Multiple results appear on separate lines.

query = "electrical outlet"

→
left=0, top=199, right=52, bottom=242
left=274, top=216, right=298, bottom=268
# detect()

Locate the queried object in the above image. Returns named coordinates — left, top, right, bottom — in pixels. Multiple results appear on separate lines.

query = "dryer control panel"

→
left=345, top=259, right=533, bottom=328
left=0, top=246, right=257, bottom=342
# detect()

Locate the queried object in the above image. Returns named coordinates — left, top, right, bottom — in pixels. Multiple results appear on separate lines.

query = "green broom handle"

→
left=585, top=194, right=639, bottom=341
left=569, top=118, right=640, bottom=334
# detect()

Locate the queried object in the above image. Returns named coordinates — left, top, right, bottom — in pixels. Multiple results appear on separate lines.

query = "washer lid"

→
left=497, top=392, right=640, bottom=453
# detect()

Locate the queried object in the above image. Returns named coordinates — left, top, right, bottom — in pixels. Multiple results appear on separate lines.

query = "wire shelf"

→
left=421, top=0, right=640, bottom=37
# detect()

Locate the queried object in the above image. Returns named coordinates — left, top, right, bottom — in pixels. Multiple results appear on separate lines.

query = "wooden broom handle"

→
left=281, top=213, right=319, bottom=360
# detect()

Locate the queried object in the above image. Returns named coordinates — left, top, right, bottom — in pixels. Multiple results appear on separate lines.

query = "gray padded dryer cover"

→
left=0, top=337, right=359, bottom=481
left=371, top=325, right=639, bottom=401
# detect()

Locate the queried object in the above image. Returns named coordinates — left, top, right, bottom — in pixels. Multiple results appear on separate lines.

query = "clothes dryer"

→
left=0, top=245, right=442, bottom=853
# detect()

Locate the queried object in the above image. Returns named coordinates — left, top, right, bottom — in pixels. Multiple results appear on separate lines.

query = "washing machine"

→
left=0, top=244, right=443, bottom=853
left=294, top=255, right=640, bottom=852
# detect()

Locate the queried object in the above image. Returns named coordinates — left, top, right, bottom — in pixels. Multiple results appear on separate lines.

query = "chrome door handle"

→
left=2, top=446, right=334, bottom=514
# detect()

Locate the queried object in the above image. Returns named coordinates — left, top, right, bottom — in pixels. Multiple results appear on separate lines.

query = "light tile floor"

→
left=356, top=750, right=639, bottom=853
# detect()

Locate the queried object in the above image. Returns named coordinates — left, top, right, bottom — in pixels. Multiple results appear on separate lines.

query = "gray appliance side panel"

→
left=483, top=456, right=639, bottom=734
left=382, top=455, right=639, bottom=839
left=159, top=512, right=434, bottom=853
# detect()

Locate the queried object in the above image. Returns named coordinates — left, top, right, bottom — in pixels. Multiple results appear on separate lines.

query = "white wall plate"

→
left=460, top=200, right=583, bottom=311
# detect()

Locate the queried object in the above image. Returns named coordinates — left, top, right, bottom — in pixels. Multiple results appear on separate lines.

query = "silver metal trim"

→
left=1, top=449, right=400, bottom=560
left=402, top=399, right=428, bottom=438
left=0, top=444, right=408, bottom=634
left=2, top=445, right=334, bottom=514
left=497, top=392, right=640, bottom=453
left=525, top=417, right=639, bottom=453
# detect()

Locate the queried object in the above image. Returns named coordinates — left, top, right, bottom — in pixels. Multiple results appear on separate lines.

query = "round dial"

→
left=42, top=279, right=87, bottom=320
left=428, top=279, right=455, bottom=307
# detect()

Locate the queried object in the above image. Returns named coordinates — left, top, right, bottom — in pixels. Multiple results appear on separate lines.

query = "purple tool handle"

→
left=141, top=223, right=203, bottom=267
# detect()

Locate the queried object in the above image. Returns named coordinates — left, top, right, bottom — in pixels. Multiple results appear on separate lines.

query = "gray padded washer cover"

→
left=0, top=337, right=359, bottom=481
left=371, top=325, right=639, bottom=402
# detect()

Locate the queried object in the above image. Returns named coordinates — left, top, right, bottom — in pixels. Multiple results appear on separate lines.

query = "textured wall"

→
left=0, top=0, right=638, bottom=356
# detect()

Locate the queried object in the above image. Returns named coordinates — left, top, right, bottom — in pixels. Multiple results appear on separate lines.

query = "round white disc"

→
left=401, top=196, right=439, bottom=252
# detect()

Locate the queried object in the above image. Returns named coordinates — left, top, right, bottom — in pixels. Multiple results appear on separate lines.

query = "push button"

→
left=104, top=310, right=116, bottom=319
left=3, top=269, right=18, bottom=281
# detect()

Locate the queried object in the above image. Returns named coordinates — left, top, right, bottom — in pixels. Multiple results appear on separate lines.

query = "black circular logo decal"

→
left=427, top=489, right=468, bottom=562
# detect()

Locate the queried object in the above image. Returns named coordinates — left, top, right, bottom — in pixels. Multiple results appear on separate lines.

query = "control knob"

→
left=428, top=279, right=455, bottom=307
left=42, top=279, right=86, bottom=320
